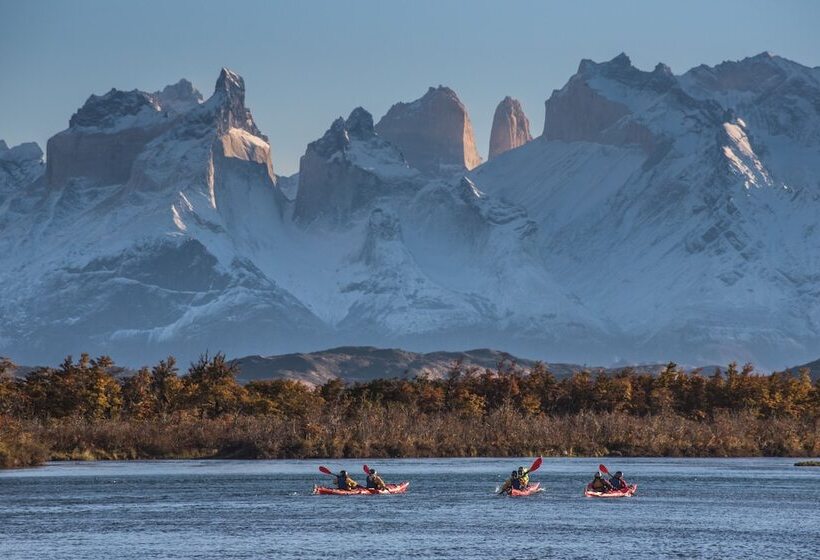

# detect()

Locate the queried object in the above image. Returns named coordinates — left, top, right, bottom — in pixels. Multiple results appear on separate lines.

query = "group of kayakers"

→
left=590, top=469, right=628, bottom=491
left=499, top=465, right=532, bottom=493
left=332, top=467, right=387, bottom=491
left=318, top=459, right=633, bottom=497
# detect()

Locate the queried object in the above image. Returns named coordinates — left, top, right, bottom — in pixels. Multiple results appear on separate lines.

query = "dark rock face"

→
left=46, top=126, right=167, bottom=186
left=211, top=68, right=266, bottom=139
left=489, top=96, right=532, bottom=159
left=294, top=108, right=389, bottom=224
left=375, top=86, right=481, bottom=173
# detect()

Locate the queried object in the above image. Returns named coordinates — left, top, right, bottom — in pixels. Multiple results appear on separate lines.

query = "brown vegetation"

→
left=0, top=354, right=817, bottom=467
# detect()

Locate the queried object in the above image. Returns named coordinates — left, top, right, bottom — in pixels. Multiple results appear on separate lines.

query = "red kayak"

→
left=313, top=481, right=410, bottom=495
left=507, top=482, right=542, bottom=497
left=584, top=483, right=637, bottom=498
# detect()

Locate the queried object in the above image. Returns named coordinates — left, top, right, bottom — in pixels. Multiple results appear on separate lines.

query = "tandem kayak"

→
left=313, top=481, right=410, bottom=495
left=584, top=483, right=637, bottom=498
left=507, top=482, right=543, bottom=497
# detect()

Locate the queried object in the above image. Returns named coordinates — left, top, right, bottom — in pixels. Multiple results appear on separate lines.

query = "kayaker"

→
left=335, top=469, right=359, bottom=490
left=500, top=470, right=519, bottom=493
left=516, top=466, right=530, bottom=488
left=609, top=471, right=628, bottom=490
left=590, top=471, right=613, bottom=492
left=366, top=468, right=387, bottom=490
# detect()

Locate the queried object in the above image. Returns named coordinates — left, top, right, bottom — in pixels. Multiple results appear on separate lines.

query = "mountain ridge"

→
left=2, top=51, right=819, bottom=369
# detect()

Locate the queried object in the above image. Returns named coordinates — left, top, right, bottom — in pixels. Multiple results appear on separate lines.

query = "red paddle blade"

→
left=362, top=464, right=370, bottom=474
left=319, top=466, right=333, bottom=475
left=529, top=456, right=543, bottom=473
left=598, top=463, right=609, bottom=475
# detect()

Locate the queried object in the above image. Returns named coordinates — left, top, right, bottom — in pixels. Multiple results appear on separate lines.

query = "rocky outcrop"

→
left=488, top=97, right=532, bottom=159
left=543, top=53, right=682, bottom=154
left=155, top=79, right=202, bottom=115
left=46, top=89, right=169, bottom=186
left=209, top=68, right=266, bottom=139
left=295, top=107, right=414, bottom=224
left=45, top=68, right=271, bottom=188
left=375, top=86, right=481, bottom=174
left=0, top=141, right=43, bottom=195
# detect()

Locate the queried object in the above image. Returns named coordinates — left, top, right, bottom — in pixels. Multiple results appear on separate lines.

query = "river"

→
left=1, top=457, right=817, bottom=559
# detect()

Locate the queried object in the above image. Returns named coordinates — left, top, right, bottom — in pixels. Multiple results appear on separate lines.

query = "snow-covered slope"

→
left=2, top=53, right=819, bottom=369
left=473, top=53, right=820, bottom=368
left=0, top=69, right=327, bottom=364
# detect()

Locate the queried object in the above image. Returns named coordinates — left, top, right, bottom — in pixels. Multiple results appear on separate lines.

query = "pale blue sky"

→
left=1, top=0, right=817, bottom=174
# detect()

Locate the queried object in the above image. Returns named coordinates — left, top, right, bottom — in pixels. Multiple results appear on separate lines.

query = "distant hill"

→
left=230, top=346, right=699, bottom=385
left=786, top=358, right=820, bottom=381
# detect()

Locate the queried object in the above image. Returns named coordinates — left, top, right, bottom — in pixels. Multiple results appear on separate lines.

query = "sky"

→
left=1, top=0, right=818, bottom=175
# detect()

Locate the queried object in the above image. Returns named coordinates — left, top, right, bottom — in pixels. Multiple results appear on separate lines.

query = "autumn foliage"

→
left=0, top=354, right=817, bottom=467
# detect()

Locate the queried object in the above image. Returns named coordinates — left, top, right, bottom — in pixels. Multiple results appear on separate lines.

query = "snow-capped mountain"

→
left=2, top=52, right=819, bottom=369
left=472, top=52, right=820, bottom=367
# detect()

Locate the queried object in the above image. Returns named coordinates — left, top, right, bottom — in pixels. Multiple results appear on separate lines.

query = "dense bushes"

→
left=0, top=354, right=817, bottom=467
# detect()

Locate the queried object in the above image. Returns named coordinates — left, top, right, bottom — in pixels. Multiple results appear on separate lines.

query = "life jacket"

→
left=610, top=477, right=625, bottom=490
left=366, top=474, right=385, bottom=489
left=337, top=475, right=356, bottom=490
left=591, top=478, right=607, bottom=491
left=511, top=477, right=522, bottom=490
left=518, top=474, right=529, bottom=487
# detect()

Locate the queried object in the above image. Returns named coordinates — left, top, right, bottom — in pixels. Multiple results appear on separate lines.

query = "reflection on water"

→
left=1, top=457, right=818, bottom=559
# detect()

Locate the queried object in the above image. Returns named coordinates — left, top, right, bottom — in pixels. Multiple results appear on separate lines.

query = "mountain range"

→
left=1, top=52, right=819, bottom=370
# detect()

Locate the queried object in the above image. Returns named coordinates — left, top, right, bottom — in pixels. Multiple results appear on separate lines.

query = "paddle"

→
left=362, top=464, right=370, bottom=474
left=598, top=463, right=609, bottom=476
left=319, top=465, right=334, bottom=476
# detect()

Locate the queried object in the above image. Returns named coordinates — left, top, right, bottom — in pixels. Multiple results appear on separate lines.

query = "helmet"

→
left=518, top=466, right=525, bottom=473
left=369, top=468, right=376, bottom=475
left=340, top=470, right=347, bottom=476
left=594, top=472, right=602, bottom=478
left=511, top=470, right=518, bottom=477
left=614, top=471, right=623, bottom=478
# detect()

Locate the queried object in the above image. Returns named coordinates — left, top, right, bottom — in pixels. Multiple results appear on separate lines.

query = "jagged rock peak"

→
left=489, top=96, right=532, bottom=159
left=375, top=85, right=481, bottom=173
left=307, top=107, right=377, bottom=159
left=0, top=141, right=43, bottom=163
left=215, top=68, right=244, bottom=96
left=210, top=68, right=266, bottom=140
left=69, top=88, right=159, bottom=129
left=346, top=107, right=375, bottom=139
left=155, top=79, right=202, bottom=113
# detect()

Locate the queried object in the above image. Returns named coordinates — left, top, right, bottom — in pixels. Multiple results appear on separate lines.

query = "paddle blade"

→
left=529, top=456, right=543, bottom=473
left=362, top=464, right=370, bottom=474
left=319, top=466, right=333, bottom=475
left=598, top=463, right=609, bottom=475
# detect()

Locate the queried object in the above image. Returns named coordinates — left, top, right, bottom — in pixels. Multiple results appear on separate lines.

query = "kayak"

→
left=507, top=482, right=542, bottom=497
left=584, top=483, right=637, bottom=498
left=313, top=481, right=410, bottom=495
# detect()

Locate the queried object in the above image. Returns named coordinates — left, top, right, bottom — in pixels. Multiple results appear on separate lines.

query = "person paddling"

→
left=609, top=470, right=628, bottom=490
left=335, top=469, right=359, bottom=491
left=589, top=471, right=613, bottom=492
left=365, top=467, right=387, bottom=491
left=499, top=470, right=519, bottom=493
left=516, top=466, right=530, bottom=488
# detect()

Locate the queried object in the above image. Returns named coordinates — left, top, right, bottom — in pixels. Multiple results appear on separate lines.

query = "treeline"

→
left=1, top=354, right=818, bottom=468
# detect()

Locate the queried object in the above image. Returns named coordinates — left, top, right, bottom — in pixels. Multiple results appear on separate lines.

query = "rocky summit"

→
left=488, top=97, right=532, bottom=159
left=2, top=52, right=820, bottom=369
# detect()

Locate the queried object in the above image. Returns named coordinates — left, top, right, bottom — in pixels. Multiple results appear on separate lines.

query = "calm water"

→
left=1, top=458, right=818, bottom=559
